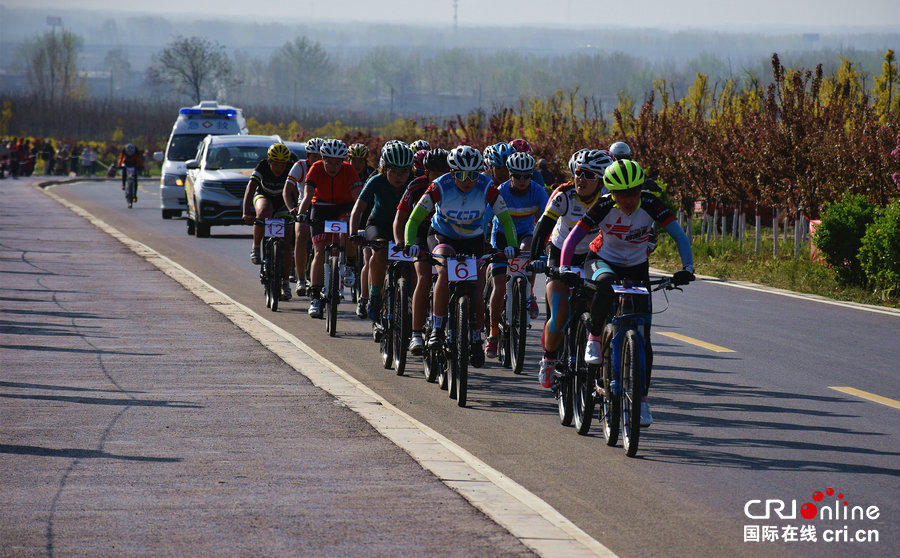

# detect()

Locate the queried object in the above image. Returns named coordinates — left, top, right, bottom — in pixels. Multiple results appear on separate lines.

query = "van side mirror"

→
left=185, top=159, right=199, bottom=170
left=153, top=151, right=164, bottom=162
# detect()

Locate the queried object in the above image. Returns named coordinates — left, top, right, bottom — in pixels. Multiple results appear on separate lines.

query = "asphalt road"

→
left=44, top=179, right=900, bottom=557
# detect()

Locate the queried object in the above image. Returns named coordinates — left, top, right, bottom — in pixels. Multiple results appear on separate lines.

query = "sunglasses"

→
left=511, top=173, right=532, bottom=180
left=574, top=169, right=598, bottom=180
left=454, top=170, right=480, bottom=182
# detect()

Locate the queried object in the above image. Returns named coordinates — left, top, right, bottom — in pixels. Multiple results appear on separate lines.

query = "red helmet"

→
left=413, top=149, right=427, bottom=172
left=510, top=138, right=532, bottom=154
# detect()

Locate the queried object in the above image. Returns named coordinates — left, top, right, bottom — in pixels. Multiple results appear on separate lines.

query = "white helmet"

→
left=609, top=141, right=632, bottom=160
left=320, top=139, right=348, bottom=159
left=305, top=137, right=325, bottom=155
left=506, top=152, right=535, bottom=174
left=447, top=145, right=484, bottom=172
left=568, top=148, right=590, bottom=177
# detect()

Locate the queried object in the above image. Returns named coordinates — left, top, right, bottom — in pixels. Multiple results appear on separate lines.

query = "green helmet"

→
left=381, top=142, right=415, bottom=168
left=603, top=160, right=645, bottom=191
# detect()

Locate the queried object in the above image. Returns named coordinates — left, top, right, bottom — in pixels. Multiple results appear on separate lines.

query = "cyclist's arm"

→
left=663, top=220, right=694, bottom=271
left=283, top=179, right=300, bottom=212
left=349, top=198, right=369, bottom=235
left=529, top=214, right=557, bottom=260
left=405, top=204, right=429, bottom=246
left=297, top=180, right=316, bottom=216
left=393, top=208, right=409, bottom=245
left=242, top=179, right=257, bottom=220
left=487, top=189, right=517, bottom=248
left=560, top=220, right=588, bottom=267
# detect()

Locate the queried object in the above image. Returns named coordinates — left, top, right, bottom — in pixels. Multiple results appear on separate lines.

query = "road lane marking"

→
left=43, top=185, right=616, bottom=558
left=829, top=387, right=900, bottom=410
left=656, top=331, right=736, bottom=353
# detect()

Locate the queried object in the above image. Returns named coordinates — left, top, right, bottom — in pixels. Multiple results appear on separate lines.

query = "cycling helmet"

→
left=381, top=142, right=415, bottom=168
left=348, top=143, right=369, bottom=159
left=506, top=152, right=536, bottom=174
left=423, top=148, right=451, bottom=173
left=568, top=148, right=590, bottom=177
left=447, top=145, right=484, bottom=172
left=487, top=141, right=514, bottom=168
left=320, top=138, right=348, bottom=159
left=305, top=137, right=325, bottom=155
left=409, top=139, right=431, bottom=152
left=125, top=143, right=136, bottom=156
left=413, top=149, right=427, bottom=171
left=603, top=160, right=645, bottom=191
left=267, top=142, right=292, bottom=163
left=576, top=149, right=616, bottom=174
left=609, top=141, right=632, bottom=160
left=510, top=138, right=532, bottom=154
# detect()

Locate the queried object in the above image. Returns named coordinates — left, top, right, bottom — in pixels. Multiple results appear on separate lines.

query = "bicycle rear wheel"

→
left=510, top=277, right=528, bottom=374
left=556, top=329, right=573, bottom=426
left=622, top=329, right=643, bottom=457
left=270, top=241, right=282, bottom=312
left=599, top=325, right=620, bottom=446
left=262, top=242, right=273, bottom=309
left=454, top=296, right=470, bottom=407
left=393, top=277, right=411, bottom=375
left=326, top=254, right=339, bottom=336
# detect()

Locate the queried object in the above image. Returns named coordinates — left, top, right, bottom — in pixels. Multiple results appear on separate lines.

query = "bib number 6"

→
left=448, top=257, right=477, bottom=282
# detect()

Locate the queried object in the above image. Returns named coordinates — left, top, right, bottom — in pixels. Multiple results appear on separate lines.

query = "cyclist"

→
left=529, top=149, right=613, bottom=388
left=608, top=141, right=632, bottom=160
left=403, top=145, right=518, bottom=364
left=284, top=138, right=325, bottom=297
left=510, top=138, right=545, bottom=188
left=483, top=152, right=549, bottom=359
left=349, top=142, right=415, bottom=329
left=409, top=139, right=431, bottom=153
left=242, top=142, right=297, bottom=301
left=393, top=148, right=450, bottom=355
left=348, top=142, right=378, bottom=317
left=116, top=143, right=144, bottom=196
left=559, top=160, right=695, bottom=426
left=297, top=139, right=362, bottom=318
left=483, top=142, right=514, bottom=186
left=412, top=149, right=428, bottom=178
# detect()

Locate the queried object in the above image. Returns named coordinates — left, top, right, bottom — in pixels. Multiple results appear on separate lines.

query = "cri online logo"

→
left=745, top=488, right=880, bottom=521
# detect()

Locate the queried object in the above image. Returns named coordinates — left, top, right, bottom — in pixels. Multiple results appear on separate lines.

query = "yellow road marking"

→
left=829, top=387, right=900, bottom=410
left=656, top=331, right=736, bottom=353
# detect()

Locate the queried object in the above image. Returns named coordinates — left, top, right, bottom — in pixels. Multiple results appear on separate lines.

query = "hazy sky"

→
left=6, top=0, right=900, bottom=29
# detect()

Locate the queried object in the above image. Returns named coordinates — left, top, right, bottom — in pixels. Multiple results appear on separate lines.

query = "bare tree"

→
left=146, top=36, right=235, bottom=103
left=17, top=30, right=85, bottom=103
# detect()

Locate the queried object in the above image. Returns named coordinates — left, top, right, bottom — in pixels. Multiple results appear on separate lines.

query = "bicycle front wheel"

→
left=270, top=241, right=282, bottom=312
left=380, top=285, right=393, bottom=369
left=510, top=277, right=528, bottom=374
left=326, top=254, right=339, bottom=336
left=454, top=296, right=470, bottom=407
left=622, top=329, right=643, bottom=457
left=393, top=277, right=410, bottom=375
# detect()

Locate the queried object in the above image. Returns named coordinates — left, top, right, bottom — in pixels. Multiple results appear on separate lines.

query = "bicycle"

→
left=249, top=215, right=294, bottom=312
left=369, top=240, right=414, bottom=375
left=308, top=218, right=354, bottom=337
left=574, top=274, right=685, bottom=457
left=426, top=251, right=504, bottom=407
left=492, top=256, right=532, bottom=374
left=122, top=166, right=138, bottom=208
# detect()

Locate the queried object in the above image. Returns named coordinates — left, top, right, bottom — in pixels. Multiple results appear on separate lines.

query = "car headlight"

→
left=199, top=181, right=227, bottom=193
left=164, top=173, right=185, bottom=187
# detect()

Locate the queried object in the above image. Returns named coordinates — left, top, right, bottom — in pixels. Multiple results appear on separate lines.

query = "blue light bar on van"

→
left=179, top=108, right=236, bottom=117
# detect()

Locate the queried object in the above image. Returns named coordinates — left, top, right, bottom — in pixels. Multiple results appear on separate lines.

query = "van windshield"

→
left=166, top=134, right=207, bottom=162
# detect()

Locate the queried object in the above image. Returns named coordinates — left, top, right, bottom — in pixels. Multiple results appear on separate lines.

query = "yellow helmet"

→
left=267, top=143, right=292, bottom=163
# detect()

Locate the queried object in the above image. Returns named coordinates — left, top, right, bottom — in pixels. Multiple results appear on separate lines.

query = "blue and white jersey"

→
left=413, top=172, right=509, bottom=239
left=485, top=179, right=550, bottom=245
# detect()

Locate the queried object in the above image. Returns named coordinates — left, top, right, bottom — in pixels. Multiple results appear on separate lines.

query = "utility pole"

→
left=453, top=0, right=458, bottom=33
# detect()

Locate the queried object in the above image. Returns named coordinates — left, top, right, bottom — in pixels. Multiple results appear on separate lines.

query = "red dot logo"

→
left=826, top=488, right=834, bottom=496
left=812, top=491, right=824, bottom=502
left=801, top=502, right=818, bottom=520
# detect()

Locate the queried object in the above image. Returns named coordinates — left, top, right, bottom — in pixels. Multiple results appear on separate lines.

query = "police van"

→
left=155, top=101, right=248, bottom=219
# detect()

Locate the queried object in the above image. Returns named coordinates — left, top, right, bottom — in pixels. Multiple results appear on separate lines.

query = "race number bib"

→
left=448, top=257, right=478, bottom=282
left=325, top=220, right=348, bottom=234
left=264, top=218, right=285, bottom=238
left=506, top=257, right=529, bottom=277
left=388, top=241, right=415, bottom=261
left=611, top=284, right=649, bottom=295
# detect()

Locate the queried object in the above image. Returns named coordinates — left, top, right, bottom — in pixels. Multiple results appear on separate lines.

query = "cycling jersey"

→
left=306, top=160, right=361, bottom=205
left=397, top=174, right=432, bottom=214
left=563, top=193, right=684, bottom=268
left=485, top=179, right=549, bottom=246
left=251, top=159, right=292, bottom=198
left=286, top=159, right=309, bottom=189
left=358, top=173, right=404, bottom=225
left=532, top=182, right=604, bottom=257
left=405, top=172, right=517, bottom=247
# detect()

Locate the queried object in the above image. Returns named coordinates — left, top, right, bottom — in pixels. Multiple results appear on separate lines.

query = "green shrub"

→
left=858, top=201, right=900, bottom=298
left=813, top=194, right=878, bottom=285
